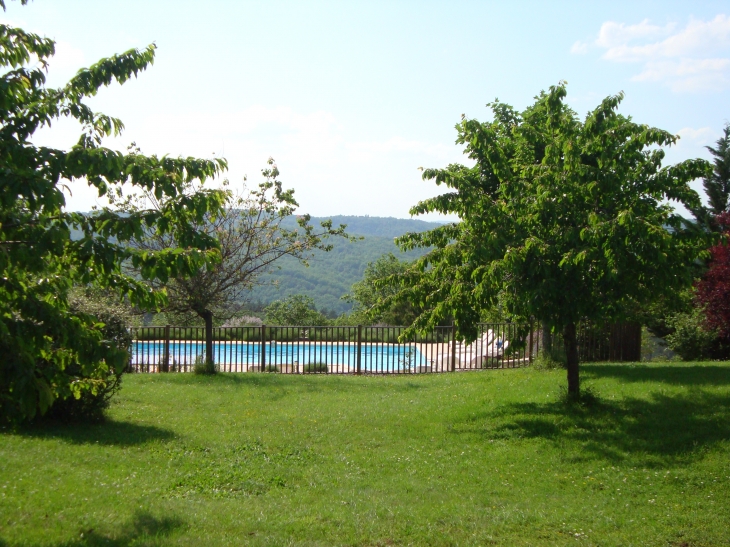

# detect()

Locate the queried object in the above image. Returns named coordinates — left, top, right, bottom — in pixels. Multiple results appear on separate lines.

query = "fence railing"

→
left=128, top=323, right=537, bottom=374
left=579, top=322, right=642, bottom=362
left=533, top=322, right=642, bottom=363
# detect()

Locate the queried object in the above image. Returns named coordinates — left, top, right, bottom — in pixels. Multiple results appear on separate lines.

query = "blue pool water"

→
left=131, top=341, right=427, bottom=371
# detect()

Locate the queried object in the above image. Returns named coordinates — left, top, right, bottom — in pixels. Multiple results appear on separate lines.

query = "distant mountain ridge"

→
left=281, top=215, right=445, bottom=238
left=249, top=215, right=444, bottom=314
left=319, top=215, right=445, bottom=238
left=70, top=213, right=445, bottom=315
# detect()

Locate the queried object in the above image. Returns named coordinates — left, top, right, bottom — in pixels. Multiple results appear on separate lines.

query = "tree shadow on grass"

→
left=454, top=387, right=730, bottom=467
left=582, top=363, right=730, bottom=387
left=14, top=419, right=176, bottom=447
left=0, top=511, right=185, bottom=546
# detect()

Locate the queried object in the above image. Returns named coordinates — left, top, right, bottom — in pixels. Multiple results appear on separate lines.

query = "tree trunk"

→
left=564, top=322, right=579, bottom=397
left=202, top=310, right=214, bottom=367
left=542, top=324, right=552, bottom=356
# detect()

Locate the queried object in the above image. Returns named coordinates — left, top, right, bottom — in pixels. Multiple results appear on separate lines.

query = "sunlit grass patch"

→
left=1, top=363, right=729, bottom=546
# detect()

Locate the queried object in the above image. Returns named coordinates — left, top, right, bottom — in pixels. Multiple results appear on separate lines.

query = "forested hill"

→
left=279, top=215, right=443, bottom=238
left=71, top=214, right=446, bottom=315
left=249, top=216, right=445, bottom=315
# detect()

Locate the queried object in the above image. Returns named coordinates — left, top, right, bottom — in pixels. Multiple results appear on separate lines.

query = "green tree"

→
left=117, top=159, right=347, bottom=367
left=386, top=83, right=709, bottom=396
left=344, top=253, right=420, bottom=325
left=264, top=295, right=328, bottom=326
left=44, top=287, right=134, bottom=421
left=691, top=123, right=730, bottom=231
left=0, top=3, right=227, bottom=421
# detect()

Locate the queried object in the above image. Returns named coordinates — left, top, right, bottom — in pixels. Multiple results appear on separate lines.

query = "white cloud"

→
left=583, top=15, right=730, bottom=92
left=570, top=41, right=589, bottom=55
left=634, top=58, right=730, bottom=92
left=676, top=126, right=716, bottom=142
left=596, top=19, right=675, bottom=53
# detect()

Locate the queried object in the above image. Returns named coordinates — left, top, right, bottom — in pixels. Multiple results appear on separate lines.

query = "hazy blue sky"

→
left=5, top=0, right=730, bottom=219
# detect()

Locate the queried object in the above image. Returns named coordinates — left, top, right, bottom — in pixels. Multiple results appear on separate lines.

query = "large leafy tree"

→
left=118, top=159, right=348, bottom=365
left=386, top=83, right=709, bottom=396
left=0, top=2, right=227, bottom=421
left=691, top=123, right=730, bottom=232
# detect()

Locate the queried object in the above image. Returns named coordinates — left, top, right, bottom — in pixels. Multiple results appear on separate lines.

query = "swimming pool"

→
left=131, top=341, right=428, bottom=372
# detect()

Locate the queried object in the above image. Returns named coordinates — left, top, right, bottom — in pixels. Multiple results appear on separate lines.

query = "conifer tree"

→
left=692, top=123, right=730, bottom=231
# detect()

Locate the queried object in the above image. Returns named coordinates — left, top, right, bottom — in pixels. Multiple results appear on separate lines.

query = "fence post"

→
left=260, top=324, right=266, bottom=372
left=633, top=322, right=642, bottom=362
left=128, top=327, right=135, bottom=373
left=162, top=324, right=170, bottom=373
left=528, top=320, right=534, bottom=365
left=356, top=325, right=362, bottom=375
left=450, top=323, right=457, bottom=372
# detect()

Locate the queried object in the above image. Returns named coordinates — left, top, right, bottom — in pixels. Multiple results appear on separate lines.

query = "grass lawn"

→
left=1, top=363, right=729, bottom=546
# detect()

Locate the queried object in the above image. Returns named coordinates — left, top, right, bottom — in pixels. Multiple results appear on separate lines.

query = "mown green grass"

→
left=1, top=363, right=729, bottom=546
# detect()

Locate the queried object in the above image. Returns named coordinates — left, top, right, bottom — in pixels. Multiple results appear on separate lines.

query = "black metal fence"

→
left=579, top=322, right=642, bottom=362
left=128, top=320, right=642, bottom=374
left=128, top=323, right=536, bottom=374
left=535, top=322, right=642, bottom=363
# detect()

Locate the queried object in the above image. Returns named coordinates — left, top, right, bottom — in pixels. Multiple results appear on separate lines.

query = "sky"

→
left=4, top=0, right=730, bottom=220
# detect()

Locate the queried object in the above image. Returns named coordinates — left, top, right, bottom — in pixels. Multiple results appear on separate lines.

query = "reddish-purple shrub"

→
left=696, top=212, right=730, bottom=338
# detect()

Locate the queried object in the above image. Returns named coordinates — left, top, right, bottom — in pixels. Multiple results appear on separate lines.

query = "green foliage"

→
left=329, top=312, right=361, bottom=327
left=264, top=295, right=328, bottom=326
left=41, top=288, right=134, bottom=422
left=640, top=284, right=730, bottom=362
left=0, top=8, right=228, bottom=422
left=665, top=307, right=722, bottom=361
left=68, top=287, right=136, bottom=347
left=531, top=349, right=566, bottom=371
left=344, top=253, right=421, bottom=325
left=302, top=362, right=328, bottom=373
left=635, top=288, right=695, bottom=339
left=388, top=83, right=710, bottom=393
left=193, top=355, right=217, bottom=375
